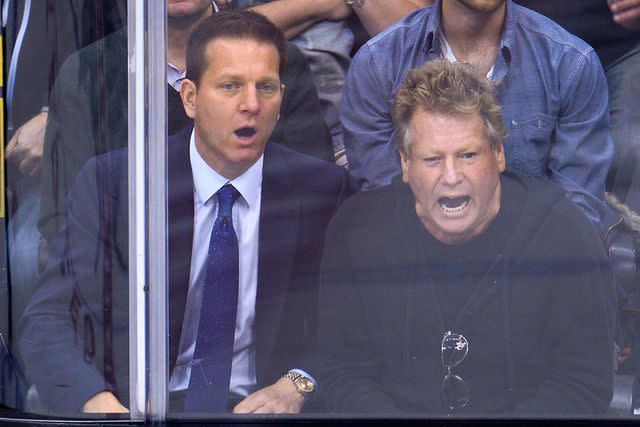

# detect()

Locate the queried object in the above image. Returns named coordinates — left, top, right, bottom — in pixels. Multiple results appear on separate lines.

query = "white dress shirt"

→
left=169, top=129, right=262, bottom=396
left=440, top=35, right=495, bottom=80
left=167, top=62, right=186, bottom=91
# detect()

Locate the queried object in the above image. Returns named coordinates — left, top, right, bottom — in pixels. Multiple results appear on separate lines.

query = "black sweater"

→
left=318, top=173, right=615, bottom=415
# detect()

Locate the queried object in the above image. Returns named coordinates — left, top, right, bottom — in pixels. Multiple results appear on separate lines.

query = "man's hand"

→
left=82, top=391, right=129, bottom=413
left=608, top=0, right=640, bottom=30
left=6, top=111, right=48, bottom=177
left=233, top=377, right=305, bottom=414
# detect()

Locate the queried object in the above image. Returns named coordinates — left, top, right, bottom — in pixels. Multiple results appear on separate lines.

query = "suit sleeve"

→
left=20, top=156, right=127, bottom=414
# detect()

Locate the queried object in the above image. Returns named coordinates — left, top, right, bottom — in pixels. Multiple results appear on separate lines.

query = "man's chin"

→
left=424, top=220, right=477, bottom=245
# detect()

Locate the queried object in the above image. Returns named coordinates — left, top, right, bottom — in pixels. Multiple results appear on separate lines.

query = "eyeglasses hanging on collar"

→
left=441, top=331, right=470, bottom=412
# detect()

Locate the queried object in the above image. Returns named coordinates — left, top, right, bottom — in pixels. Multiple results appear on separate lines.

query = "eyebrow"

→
left=215, top=72, right=280, bottom=82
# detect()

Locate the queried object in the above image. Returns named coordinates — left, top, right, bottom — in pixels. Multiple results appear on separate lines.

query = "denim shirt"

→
left=342, top=0, right=616, bottom=234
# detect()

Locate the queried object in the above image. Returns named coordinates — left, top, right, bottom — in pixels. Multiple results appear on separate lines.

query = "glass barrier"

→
left=1, top=0, right=639, bottom=424
left=2, top=0, right=132, bottom=419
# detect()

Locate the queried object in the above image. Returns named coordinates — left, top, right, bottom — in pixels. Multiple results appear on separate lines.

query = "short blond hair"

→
left=393, top=60, right=508, bottom=155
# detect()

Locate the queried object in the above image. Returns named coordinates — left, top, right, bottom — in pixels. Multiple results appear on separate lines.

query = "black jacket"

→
left=318, top=173, right=615, bottom=415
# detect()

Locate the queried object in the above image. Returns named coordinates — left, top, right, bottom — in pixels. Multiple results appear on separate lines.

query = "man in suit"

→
left=38, top=0, right=332, bottom=250
left=19, top=10, right=353, bottom=415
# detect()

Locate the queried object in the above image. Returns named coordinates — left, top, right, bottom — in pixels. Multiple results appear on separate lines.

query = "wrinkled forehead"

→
left=408, top=110, right=492, bottom=151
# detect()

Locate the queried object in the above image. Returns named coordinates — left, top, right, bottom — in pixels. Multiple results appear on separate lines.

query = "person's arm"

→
left=83, top=391, right=129, bottom=413
left=341, top=47, right=400, bottom=189
left=250, top=0, right=351, bottom=39
left=315, top=199, right=400, bottom=413
left=349, top=0, right=434, bottom=36
left=608, top=0, right=640, bottom=30
left=547, top=49, right=617, bottom=236
left=234, top=167, right=357, bottom=414
left=20, top=153, right=129, bottom=414
left=233, top=378, right=306, bottom=414
left=5, top=111, right=48, bottom=177
left=515, top=201, right=615, bottom=414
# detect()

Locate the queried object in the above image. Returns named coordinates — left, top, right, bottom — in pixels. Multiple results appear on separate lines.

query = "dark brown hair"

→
left=186, top=9, right=288, bottom=85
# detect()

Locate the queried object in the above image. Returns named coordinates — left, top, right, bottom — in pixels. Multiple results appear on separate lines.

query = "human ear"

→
left=180, top=79, right=198, bottom=119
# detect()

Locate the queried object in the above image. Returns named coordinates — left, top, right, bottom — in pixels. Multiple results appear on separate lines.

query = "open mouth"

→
left=234, top=127, right=257, bottom=138
left=438, top=196, right=470, bottom=213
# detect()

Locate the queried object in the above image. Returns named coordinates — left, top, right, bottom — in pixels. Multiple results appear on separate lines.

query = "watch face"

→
left=296, top=377, right=314, bottom=393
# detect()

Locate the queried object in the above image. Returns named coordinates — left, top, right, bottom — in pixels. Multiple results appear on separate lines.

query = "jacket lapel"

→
left=167, top=126, right=195, bottom=375
left=254, top=144, right=300, bottom=377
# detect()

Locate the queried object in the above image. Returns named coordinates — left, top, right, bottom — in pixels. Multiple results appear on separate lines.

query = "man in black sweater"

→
left=318, top=60, right=615, bottom=415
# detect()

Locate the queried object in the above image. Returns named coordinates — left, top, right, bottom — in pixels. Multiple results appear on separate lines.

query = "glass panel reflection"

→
left=4, top=0, right=128, bottom=417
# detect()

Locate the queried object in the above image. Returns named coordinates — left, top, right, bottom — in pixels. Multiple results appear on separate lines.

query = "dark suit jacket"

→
left=20, top=126, right=354, bottom=414
left=40, top=29, right=334, bottom=246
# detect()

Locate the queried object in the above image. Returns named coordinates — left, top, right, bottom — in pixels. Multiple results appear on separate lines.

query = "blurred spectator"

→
left=516, top=0, right=639, bottom=67
left=609, top=0, right=640, bottom=30
left=236, top=0, right=431, bottom=166
left=3, top=0, right=125, bottom=326
left=341, top=0, right=617, bottom=235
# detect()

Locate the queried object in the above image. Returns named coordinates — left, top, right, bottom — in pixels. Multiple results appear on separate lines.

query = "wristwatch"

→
left=283, top=371, right=315, bottom=395
left=345, top=0, right=364, bottom=7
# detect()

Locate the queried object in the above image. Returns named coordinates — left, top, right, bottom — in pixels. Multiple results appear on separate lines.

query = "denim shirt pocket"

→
left=510, top=113, right=556, bottom=177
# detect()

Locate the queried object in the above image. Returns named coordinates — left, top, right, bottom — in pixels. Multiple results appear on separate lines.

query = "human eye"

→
left=221, top=82, right=240, bottom=91
left=258, top=81, right=278, bottom=94
left=422, top=156, right=441, bottom=165
left=460, top=152, right=478, bottom=160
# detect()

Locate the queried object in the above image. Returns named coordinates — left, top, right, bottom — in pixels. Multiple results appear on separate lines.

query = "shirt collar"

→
left=425, top=0, right=513, bottom=82
left=423, top=0, right=444, bottom=56
left=167, top=62, right=186, bottom=91
left=189, top=128, right=263, bottom=208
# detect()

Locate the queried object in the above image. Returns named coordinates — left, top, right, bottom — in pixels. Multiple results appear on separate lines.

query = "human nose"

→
left=441, top=157, right=462, bottom=186
left=239, top=87, right=260, bottom=113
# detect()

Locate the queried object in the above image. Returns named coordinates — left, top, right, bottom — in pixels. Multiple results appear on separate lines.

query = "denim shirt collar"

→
left=424, top=0, right=514, bottom=83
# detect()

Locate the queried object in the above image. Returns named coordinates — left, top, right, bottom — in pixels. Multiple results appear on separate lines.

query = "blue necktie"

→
left=184, top=184, right=241, bottom=413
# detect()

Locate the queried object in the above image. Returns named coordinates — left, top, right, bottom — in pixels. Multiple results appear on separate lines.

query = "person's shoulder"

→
left=72, top=29, right=127, bottom=64
left=333, top=180, right=408, bottom=224
left=508, top=173, right=564, bottom=201
left=507, top=173, right=598, bottom=241
left=511, top=1, right=594, bottom=57
left=265, top=142, right=352, bottom=190
left=56, top=29, right=127, bottom=87
left=359, top=6, right=433, bottom=56
left=505, top=173, right=570, bottom=215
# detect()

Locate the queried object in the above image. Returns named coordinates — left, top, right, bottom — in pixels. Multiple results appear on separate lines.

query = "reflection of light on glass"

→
left=6, top=0, right=32, bottom=132
left=0, top=333, right=19, bottom=391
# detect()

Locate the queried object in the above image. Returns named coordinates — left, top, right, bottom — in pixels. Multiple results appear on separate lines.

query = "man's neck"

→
left=440, top=0, right=506, bottom=75
left=168, top=13, right=211, bottom=72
